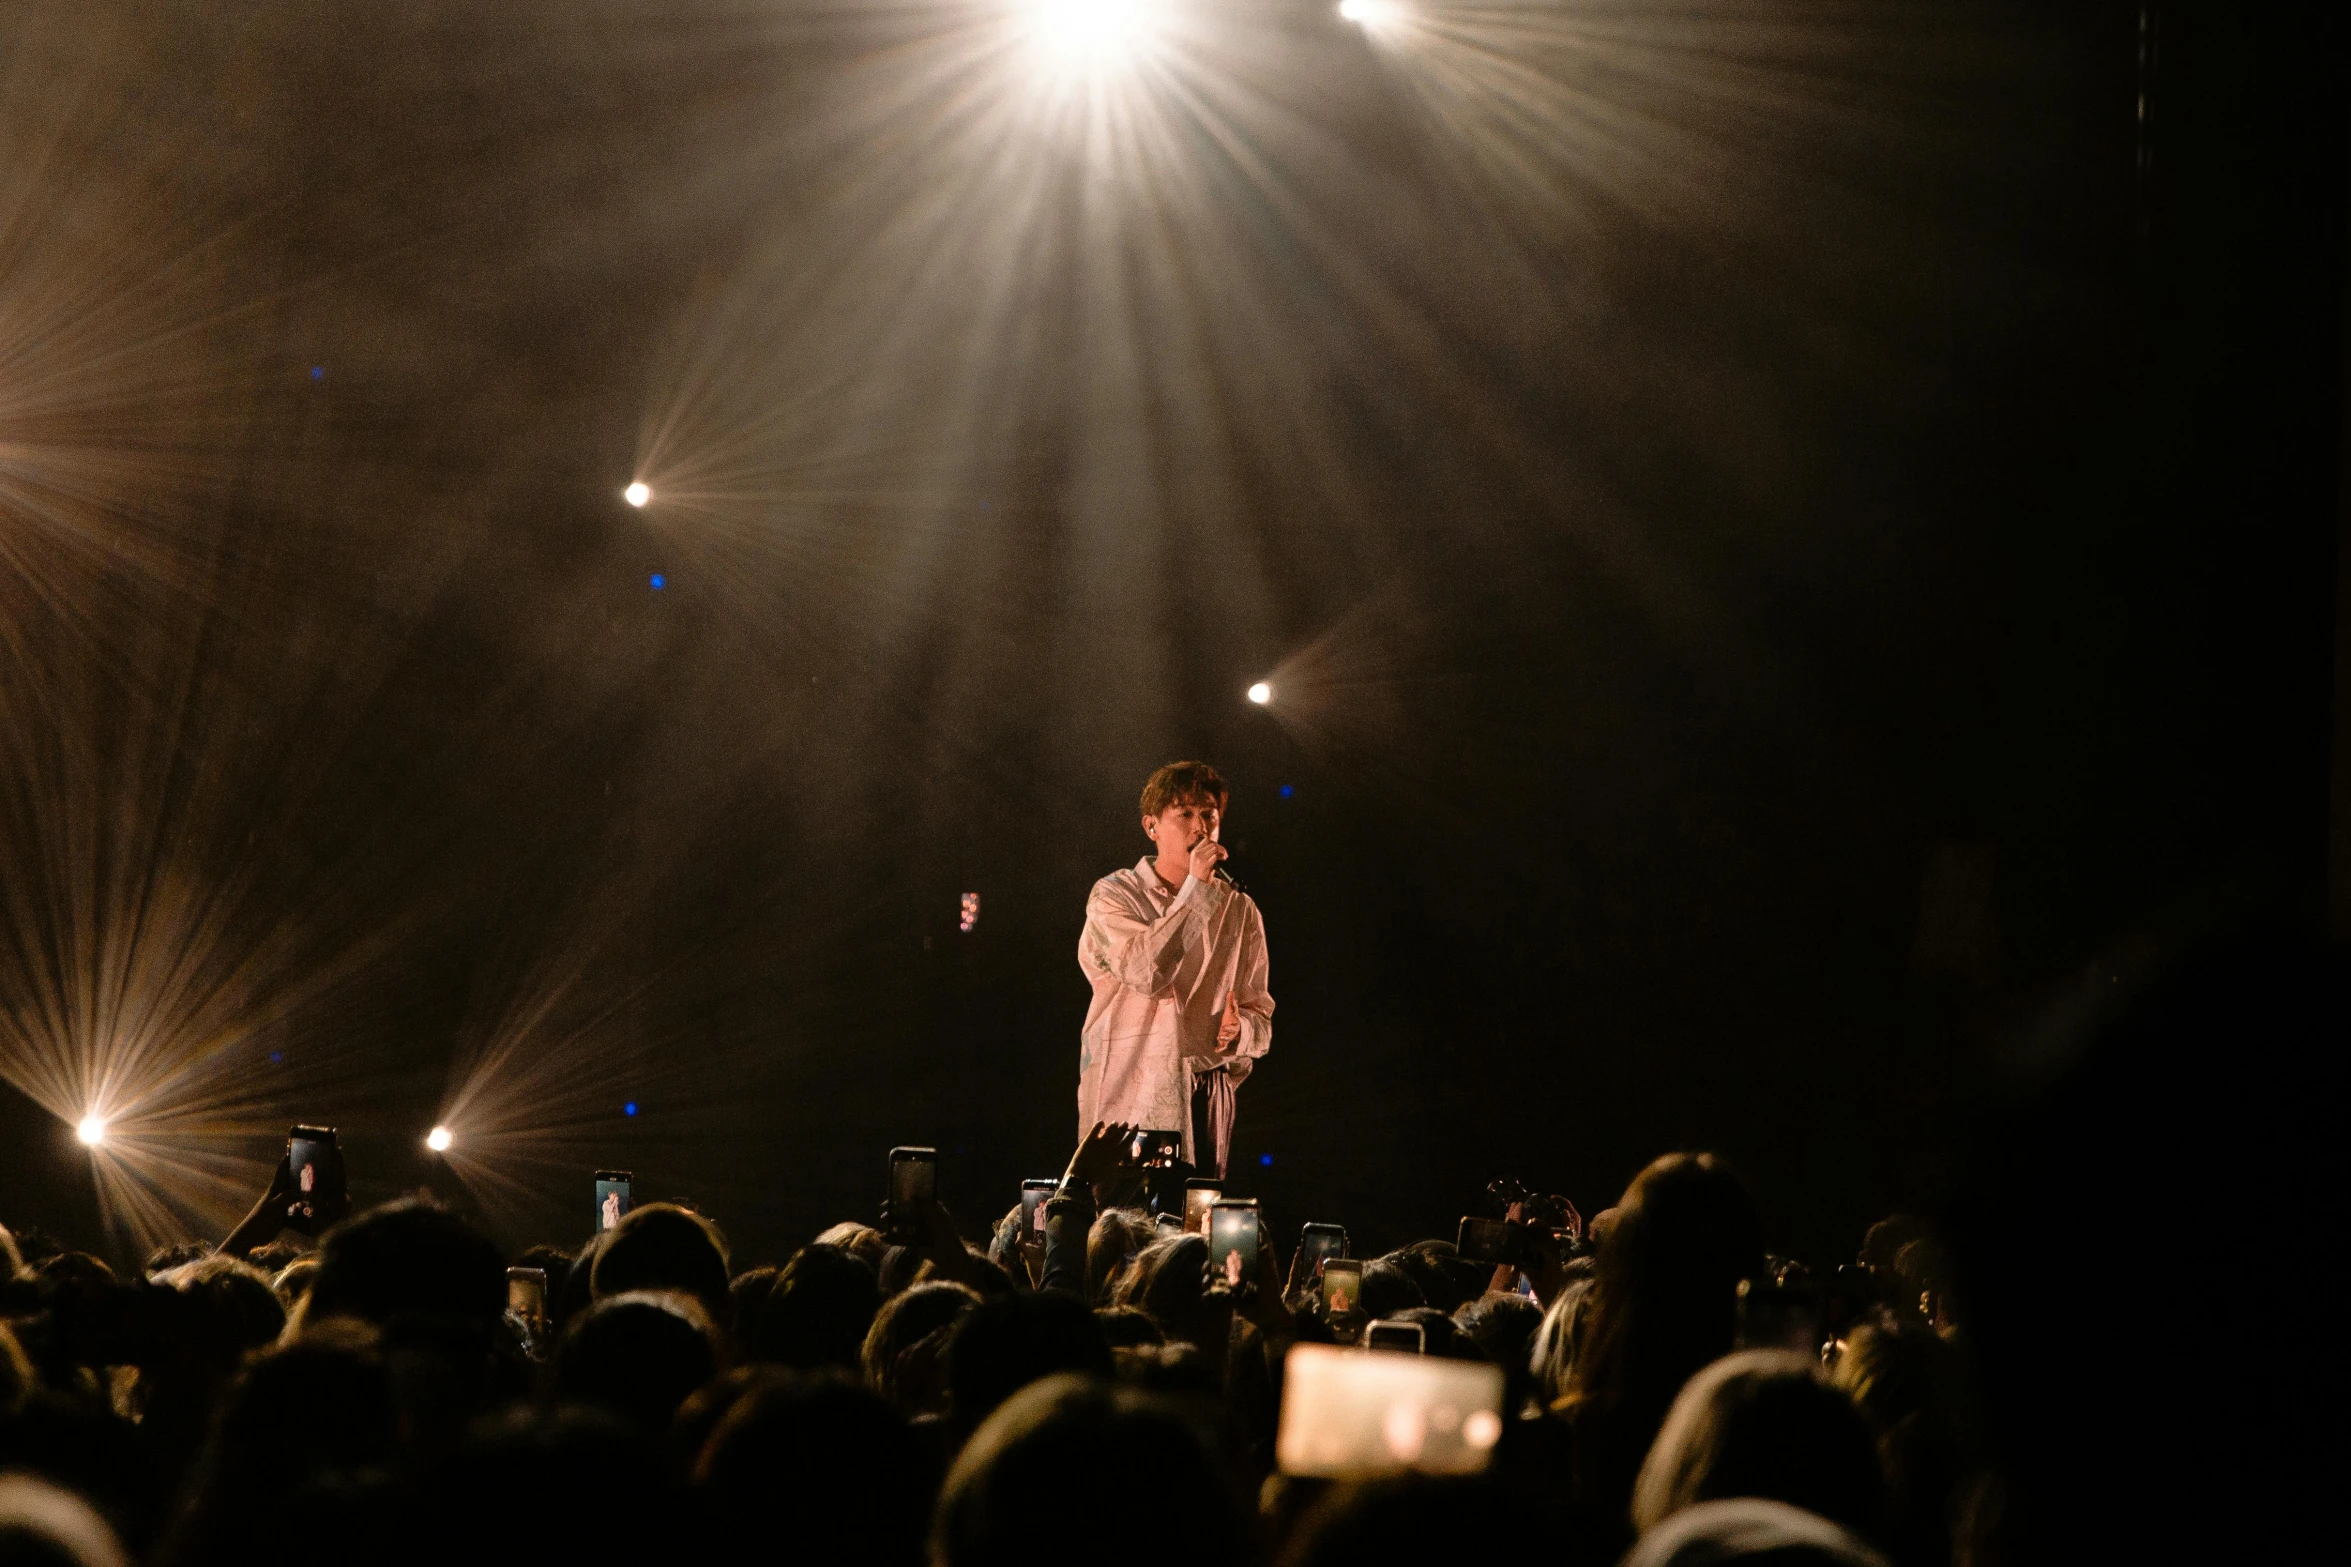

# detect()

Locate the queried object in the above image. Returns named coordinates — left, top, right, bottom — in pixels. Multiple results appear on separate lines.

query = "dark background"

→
left=1, top=0, right=2342, bottom=1268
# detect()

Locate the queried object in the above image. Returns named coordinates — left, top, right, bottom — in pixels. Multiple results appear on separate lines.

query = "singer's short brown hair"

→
left=1139, top=760, right=1229, bottom=818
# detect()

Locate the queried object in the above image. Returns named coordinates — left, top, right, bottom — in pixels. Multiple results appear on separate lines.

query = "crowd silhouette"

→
left=3, top=1131, right=1996, bottom=1567
left=8, top=929, right=2344, bottom=1567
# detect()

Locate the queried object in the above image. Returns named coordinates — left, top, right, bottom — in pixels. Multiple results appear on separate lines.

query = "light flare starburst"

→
left=1025, top=0, right=1163, bottom=72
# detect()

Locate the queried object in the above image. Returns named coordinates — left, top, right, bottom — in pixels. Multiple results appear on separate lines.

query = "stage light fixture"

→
left=426, top=1125, right=454, bottom=1152
left=76, top=1115, right=107, bottom=1147
left=1248, top=681, right=1273, bottom=704
left=624, top=481, right=651, bottom=507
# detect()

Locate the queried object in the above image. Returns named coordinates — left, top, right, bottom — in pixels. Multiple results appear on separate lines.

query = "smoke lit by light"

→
left=0, top=0, right=1977, bottom=1264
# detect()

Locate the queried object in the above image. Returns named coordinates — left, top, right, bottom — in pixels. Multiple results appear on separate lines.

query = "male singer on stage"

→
left=1078, top=760, right=1273, bottom=1179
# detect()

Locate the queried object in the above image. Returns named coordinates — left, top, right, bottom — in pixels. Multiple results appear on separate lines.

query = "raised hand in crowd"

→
left=1060, top=1120, right=1140, bottom=1197
left=217, top=1136, right=351, bottom=1262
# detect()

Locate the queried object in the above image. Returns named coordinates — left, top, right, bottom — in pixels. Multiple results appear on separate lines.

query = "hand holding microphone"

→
left=1186, top=831, right=1229, bottom=884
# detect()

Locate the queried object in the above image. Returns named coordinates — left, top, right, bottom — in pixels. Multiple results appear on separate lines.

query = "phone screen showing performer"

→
left=507, top=1267, right=547, bottom=1320
left=1320, top=1258, right=1364, bottom=1315
left=595, top=1171, right=634, bottom=1233
left=1208, top=1199, right=1261, bottom=1289
left=1184, top=1180, right=1223, bottom=1235
left=285, top=1126, right=345, bottom=1235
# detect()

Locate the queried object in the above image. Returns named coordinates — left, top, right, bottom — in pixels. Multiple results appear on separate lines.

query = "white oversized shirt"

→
left=1077, top=856, right=1273, bottom=1163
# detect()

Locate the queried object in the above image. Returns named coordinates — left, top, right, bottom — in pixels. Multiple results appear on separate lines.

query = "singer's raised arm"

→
left=1080, top=872, right=1224, bottom=997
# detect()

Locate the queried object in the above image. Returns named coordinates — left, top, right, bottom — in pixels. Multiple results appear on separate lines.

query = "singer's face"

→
left=1146, top=796, right=1220, bottom=853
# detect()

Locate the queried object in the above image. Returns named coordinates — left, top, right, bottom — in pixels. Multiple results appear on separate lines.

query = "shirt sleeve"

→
left=1080, top=874, right=1225, bottom=998
left=1231, top=897, right=1273, bottom=1061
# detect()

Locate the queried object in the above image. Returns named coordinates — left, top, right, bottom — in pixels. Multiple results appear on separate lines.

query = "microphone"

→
left=1202, top=829, right=1245, bottom=894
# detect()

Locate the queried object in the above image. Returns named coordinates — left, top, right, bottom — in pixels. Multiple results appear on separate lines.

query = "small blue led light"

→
left=623, top=1101, right=639, bottom=1117
left=1279, top=784, right=1294, bottom=798
left=649, top=574, right=665, bottom=590
left=309, top=366, right=324, bottom=380
left=268, top=1051, right=284, bottom=1064
left=1259, top=1153, right=1274, bottom=1167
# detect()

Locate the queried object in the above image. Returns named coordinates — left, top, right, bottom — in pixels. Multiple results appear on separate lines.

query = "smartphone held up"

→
left=595, top=1170, right=634, bottom=1233
left=886, top=1146, right=939, bottom=1243
left=1276, top=1343, right=1506, bottom=1479
left=1295, top=1222, right=1348, bottom=1284
left=507, top=1266, right=547, bottom=1321
left=1207, top=1199, right=1262, bottom=1290
left=1455, top=1216, right=1522, bottom=1269
left=1020, top=1179, right=1056, bottom=1243
left=1183, top=1178, right=1223, bottom=1236
left=284, top=1126, right=347, bottom=1235
left=1017, top=1178, right=1056, bottom=1285
left=1129, top=1129, right=1183, bottom=1168
left=1319, top=1258, right=1364, bottom=1316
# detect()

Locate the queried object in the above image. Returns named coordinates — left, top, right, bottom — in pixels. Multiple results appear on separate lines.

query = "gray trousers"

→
left=1188, top=1063, right=1237, bottom=1180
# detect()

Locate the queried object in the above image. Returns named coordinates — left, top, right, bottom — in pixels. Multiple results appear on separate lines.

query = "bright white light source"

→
left=623, top=481, right=651, bottom=507
left=1028, top=0, right=1157, bottom=69
left=426, top=1125, right=454, bottom=1152
left=76, top=1116, right=106, bottom=1147
left=1338, top=0, right=1407, bottom=28
left=1248, top=681, right=1273, bottom=705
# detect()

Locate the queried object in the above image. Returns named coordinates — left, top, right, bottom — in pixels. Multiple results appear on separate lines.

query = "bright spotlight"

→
left=426, top=1125, right=454, bottom=1152
left=76, top=1115, right=107, bottom=1147
left=1248, top=681, right=1273, bottom=705
left=623, top=481, right=651, bottom=507
left=1027, top=0, right=1158, bottom=69
left=1338, top=0, right=1407, bottom=28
